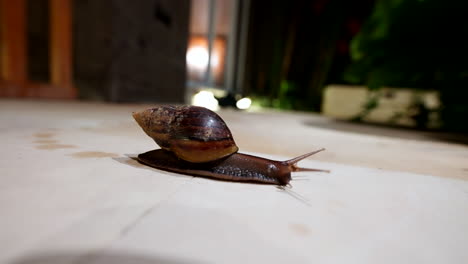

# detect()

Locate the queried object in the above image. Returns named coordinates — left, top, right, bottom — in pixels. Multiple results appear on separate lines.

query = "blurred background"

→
left=1, top=0, right=467, bottom=133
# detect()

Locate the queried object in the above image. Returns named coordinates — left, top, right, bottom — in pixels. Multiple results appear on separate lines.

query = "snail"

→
left=132, top=105, right=329, bottom=186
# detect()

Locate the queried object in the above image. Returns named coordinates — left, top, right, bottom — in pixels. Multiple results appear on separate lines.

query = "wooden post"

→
left=49, top=0, right=75, bottom=98
left=0, top=0, right=27, bottom=96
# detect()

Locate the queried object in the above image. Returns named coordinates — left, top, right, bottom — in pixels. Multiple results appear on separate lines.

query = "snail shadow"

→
left=111, top=154, right=193, bottom=179
left=112, top=154, right=150, bottom=170
left=113, top=154, right=285, bottom=184
left=9, top=251, right=205, bottom=264
left=277, top=185, right=311, bottom=207
left=113, top=154, right=311, bottom=206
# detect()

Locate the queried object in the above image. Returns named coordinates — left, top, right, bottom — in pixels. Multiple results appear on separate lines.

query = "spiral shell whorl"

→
left=133, top=105, right=239, bottom=163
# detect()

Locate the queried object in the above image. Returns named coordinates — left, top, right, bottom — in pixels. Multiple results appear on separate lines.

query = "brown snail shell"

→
left=132, top=105, right=239, bottom=163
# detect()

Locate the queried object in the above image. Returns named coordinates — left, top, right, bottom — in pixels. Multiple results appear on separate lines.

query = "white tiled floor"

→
left=1, top=100, right=468, bottom=264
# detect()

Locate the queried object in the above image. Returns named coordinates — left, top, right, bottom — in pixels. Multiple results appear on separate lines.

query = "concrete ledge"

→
left=322, top=84, right=440, bottom=128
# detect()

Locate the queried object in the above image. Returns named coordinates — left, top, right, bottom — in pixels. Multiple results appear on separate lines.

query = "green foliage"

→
left=345, top=0, right=468, bottom=132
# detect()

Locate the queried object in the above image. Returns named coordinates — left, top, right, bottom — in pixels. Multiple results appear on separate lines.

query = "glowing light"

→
left=192, top=91, right=219, bottom=111
left=186, top=46, right=219, bottom=71
left=236, top=97, right=252, bottom=110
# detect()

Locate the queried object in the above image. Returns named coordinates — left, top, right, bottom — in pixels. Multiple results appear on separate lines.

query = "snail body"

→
left=133, top=105, right=328, bottom=186
left=138, top=148, right=326, bottom=186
